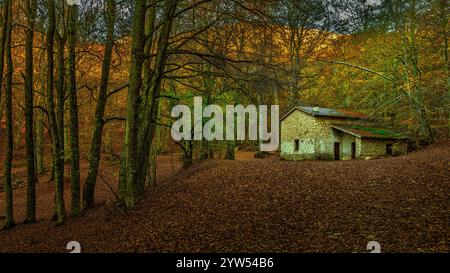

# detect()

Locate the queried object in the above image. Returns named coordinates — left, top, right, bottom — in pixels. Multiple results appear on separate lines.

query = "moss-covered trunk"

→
left=2, top=0, right=14, bottom=230
left=67, top=2, right=80, bottom=216
left=135, top=0, right=177, bottom=191
left=146, top=103, right=161, bottom=187
left=0, top=0, right=8, bottom=153
left=56, top=26, right=66, bottom=163
left=35, top=97, right=45, bottom=175
left=48, top=0, right=66, bottom=224
left=121, top=0, right=147, bottom=207
left=83, top=0, right=116, bottom=209
left=225, top=141, right=235, bottom=160
left=0, top=0, right=8, bottom=105
left=121, top=0, right=178, bottom=208
left=24, top=0, right=38, bottom=223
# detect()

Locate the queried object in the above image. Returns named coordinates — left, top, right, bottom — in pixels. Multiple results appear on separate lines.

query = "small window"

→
left=294, top=140, right=300, bottom=151
left=386, top=144, right=393, bottom=156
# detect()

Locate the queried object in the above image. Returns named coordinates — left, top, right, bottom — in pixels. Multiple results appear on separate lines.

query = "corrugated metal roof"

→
left=331, top=125, right=409, bottom=140
left=298, top=106, right=368, bottom=119
left=280, top=106, right=368, bottom=122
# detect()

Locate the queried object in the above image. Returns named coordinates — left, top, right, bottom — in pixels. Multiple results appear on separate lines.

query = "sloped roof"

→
left=281, top=106, right=368, bottom=121
left=331, top=125, right=409, bottom=140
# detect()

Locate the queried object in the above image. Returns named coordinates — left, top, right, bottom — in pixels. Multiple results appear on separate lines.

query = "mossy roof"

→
left=331, top=125, right=409, bottom=140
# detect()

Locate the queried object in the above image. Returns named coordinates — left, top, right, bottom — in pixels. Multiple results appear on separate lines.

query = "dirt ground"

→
left=0, top=143, right=449, bottom=253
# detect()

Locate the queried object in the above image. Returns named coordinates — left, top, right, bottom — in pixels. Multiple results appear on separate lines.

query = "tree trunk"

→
left=121, top=0, right=147, bottom=207
left=0, top=0, right=9, bottom=147
left=56, top=30, right=66, bottom=162
left=67, top=2, right=80, bottom=216
left=2, top=0, right=14, bottom=230
left=35, top=97, right=45, bottom=175
left=83, top=0, right=116, bottom=210
left=225, top=141, right=235, bottom=160
left=182, top=140, right=193, bottom=168
left=142, top=0, right=158, bottom=189
left=0, top=0, right=8, bottom=106
left=47, top=0, right=66, bottom=225
left=146, top=102, right=161, bottom=187
left=24, top=0, right=38, bottom=223
left=135, top=0, right=178, bottom=192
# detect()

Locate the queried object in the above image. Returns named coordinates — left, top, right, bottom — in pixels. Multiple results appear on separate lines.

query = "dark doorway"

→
left=334, top=142, right=341, bottom=160
left=294, top=140, right=300, bottom=152
left=386, top=144, right=393, bottom=156
left=351, top=142, right=356, bottom=159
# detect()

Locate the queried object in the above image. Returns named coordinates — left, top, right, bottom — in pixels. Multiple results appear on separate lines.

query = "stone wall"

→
left=281, top=109, right=333, bottom=160
left=393, top=142, right=408, bottom=156
left=360, top=139, right=387, bottom=158
left=360, top=139, right=407, bottom=158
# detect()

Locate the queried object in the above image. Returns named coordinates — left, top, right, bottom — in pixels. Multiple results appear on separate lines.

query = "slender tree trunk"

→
left=56, top=33, right=66, bottom=162
left=182, top=141, right=193, bottom=168
left=121, top=0, right=147, bottom=207
left=200, top=92, right=211, bottom=160
left=120, top=0, right=180, bottom=207
left=35, top=49, right=47, bottom=176
left=48, top=0, right=66, bottom=224
left=146, top=103, right=161, bottom=187
left=24, top=0, right=38, bottom=223
left=118, top=148, right=127, bottom=202
left=50, top=20, right=66, bottom=189
left=83, top=0, right=116, bottom=209
left=142, top=1, right=158, bottom=189
left=0, top=0, right=9, bottom=141
left=35, top=97, right=45, bottom=175
left=143, top=0, right=156, bottom=93
left=35, top=38, right=47, bottom=176
left=225, top=141, right=235, bottom=160
left=67, top=2, right=80, bottom=216
left=2, top=0, right=14, bottom=230
left=0, top=0, right=8, bottom=105
left=136, top=0, right=178, bottom=191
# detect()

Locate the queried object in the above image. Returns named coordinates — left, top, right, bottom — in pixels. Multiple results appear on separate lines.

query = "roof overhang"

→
left=331, top=125, right=409, bottom=140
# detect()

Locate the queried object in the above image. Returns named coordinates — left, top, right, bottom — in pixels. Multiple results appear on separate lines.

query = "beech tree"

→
left=120, top=0, right=179, bottom=208
left=67, top=0, right=81, bottom=216
left=2, top=0, right=14, bottom=230
left=24, top=0, right=38, bottom=223
left=0, top=0, right=7, bottom=111
left=83, top=0, right=116, bottom=209
left=47, top=0, right=66, bottom=224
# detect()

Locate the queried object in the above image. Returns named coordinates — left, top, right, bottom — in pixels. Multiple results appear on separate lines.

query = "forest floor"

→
left=0, top=143, right=449, bottom=253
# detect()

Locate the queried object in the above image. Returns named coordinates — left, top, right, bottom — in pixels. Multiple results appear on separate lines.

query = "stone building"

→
left=280, top=106, right=408, bottom=161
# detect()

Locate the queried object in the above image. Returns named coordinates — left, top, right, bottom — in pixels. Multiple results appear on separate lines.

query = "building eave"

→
left=331, top=125, right=409, bottom=141
left=331, top=125, right=361, bottom=138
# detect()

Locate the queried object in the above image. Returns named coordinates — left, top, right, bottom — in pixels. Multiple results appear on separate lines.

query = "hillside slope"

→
left=0, top=144, right=449, bottom=253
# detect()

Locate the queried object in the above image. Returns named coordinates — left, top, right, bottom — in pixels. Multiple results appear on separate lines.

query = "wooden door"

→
left=334, top=142, right=341, bottom=160
left=386, top=144, right=393, bottom=156
left=351, top=142, right=356, bottom=159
